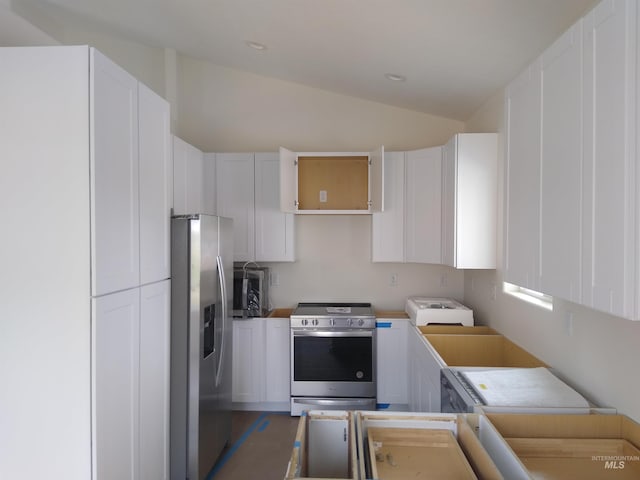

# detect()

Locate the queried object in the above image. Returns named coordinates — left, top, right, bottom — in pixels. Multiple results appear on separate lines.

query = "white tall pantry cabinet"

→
left=0, top=46, right=171, bottom=480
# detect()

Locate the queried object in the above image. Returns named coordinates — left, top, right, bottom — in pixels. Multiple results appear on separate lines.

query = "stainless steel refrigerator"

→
left=170, top=214, right=233, bottom=480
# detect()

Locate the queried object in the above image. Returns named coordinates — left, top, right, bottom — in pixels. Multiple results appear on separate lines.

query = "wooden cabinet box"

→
left=424, top=334, right=547, bottom=368
left=417, top=325, right=498, bottom=335
left=285, top=411, right=359, bottom=479
left=477, top=413, right=640, bottom=479
left=356, top=412, right=503, bottom=479
left=280, top=147, right=384, bottom=214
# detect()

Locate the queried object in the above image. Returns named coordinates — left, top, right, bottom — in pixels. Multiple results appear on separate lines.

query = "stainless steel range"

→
left=290, top=303, right=377, bottom=416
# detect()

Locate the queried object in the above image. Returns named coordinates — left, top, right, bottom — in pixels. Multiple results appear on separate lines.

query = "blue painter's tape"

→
left=376, top=322, right=392, bottom=328
left=301, top=411, right=308, bottom=417
left=258, top=420, right=270, bottom=432
left=376, top=403, right=391, bottom=410
left=293, top=440, right=301, bottom=447
left=206, top=412, right=269, bottom=479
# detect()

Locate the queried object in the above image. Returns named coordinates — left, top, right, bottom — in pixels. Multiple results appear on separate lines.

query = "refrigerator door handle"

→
left=215, top=254, right=227, bottom=388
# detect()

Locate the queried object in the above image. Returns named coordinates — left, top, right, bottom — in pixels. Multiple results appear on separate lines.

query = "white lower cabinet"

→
left=93, top=289, right=140, bottom=480
left=92, top=280, right=170, bottom=480
left=376, top=318, right=409, bottom=408
left=232, top=318, right=265, bottom=403
left=408, top=326, right=442, bottom=413
left=139, top=281, right=170, bottom=480
left=264, top=318, right=291, bottom=403
left=232, top=317, right=291, bottom=410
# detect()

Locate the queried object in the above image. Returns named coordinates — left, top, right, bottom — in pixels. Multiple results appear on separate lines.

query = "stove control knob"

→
left=347, top=318, right=352, bottom=326
left=312, top=318, right=319, bottom=326
left=301, top=319, right=308, bottom=326
left=357, top=318, right=365, bottom=327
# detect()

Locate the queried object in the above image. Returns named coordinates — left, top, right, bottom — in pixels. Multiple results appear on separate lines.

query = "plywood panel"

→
left=506, top=438, right=640, bottom=480
left=298, top=156, right=368, bottom=210
left=424, top=335, right=546, bottom=367
left=368, top=428, right=478, bottom=479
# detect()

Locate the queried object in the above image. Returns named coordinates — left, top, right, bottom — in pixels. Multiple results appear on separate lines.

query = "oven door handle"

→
left=291, top=330, right=373, bottom=338
left=292, top=398, right=375, bottom=408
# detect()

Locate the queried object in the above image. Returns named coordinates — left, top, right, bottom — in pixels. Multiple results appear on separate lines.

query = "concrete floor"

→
left=207, top=411, right=300, bottom=480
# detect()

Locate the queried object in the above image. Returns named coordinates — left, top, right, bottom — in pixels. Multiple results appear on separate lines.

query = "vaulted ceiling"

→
left=29, top=0, right=598, bottom=120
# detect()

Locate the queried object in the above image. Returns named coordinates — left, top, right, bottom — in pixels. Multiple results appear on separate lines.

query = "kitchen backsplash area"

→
left=263, top=215, right=464, bottom=311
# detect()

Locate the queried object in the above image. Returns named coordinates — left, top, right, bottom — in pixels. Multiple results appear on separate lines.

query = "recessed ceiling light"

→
left=385, top=73, right=406, bottom=82
left=246, top=41, right=267, bottom=51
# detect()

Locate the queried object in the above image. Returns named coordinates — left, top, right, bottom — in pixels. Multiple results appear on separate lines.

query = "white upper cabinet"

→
left=139, top=83, right=171, bottom=285
left=91, top=49, right=140, bottom=296
left=504, top=0, right=640, bottom=320
left=255, top=153, right=295, bottom=262
left=405, top=146, right=442, bottom=264
left=582, top=0, right=638, bottom=319
left=441, top=133, right=497, bottom=269
left=279, top=146, right=385, bottom=214
left=539, top=22, right=583, bottom=303
left=371, top=152, right=405, bottom=262
left=504, top=60, right=542, bottom=291
left=372, top=147, right=442, bottom=264
left=216, top=153, right=256, bottom=262
left=216, top=152, right=295, bottom=262
left=172, top=136, right=204, bottom=215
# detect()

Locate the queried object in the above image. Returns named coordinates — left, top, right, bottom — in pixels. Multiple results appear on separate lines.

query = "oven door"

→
left=290, top=329, right=376, bottom=398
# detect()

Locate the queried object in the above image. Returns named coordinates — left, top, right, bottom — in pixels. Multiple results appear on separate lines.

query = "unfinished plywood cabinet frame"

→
left=279, top=147, right=385, bottom=214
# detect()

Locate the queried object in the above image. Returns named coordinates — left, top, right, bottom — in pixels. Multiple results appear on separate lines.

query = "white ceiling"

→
left=30, top=0, right=598, bottom=120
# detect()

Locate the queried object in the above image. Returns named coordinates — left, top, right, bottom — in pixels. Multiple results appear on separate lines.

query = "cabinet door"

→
left=369, top=145, right=385, bottom=211
left=405, top=147, right=442, bottom=264
left=504, top=61, right=542, bottom=290
left=92, top=289, right=140, bottom=480
left=539, top=23, right=583, bottom=302
left=441, top=137, right=457, bottom=267
left=172, top=136, right=203, bottom=215
left=232, top=319, right=265, bottom=403
left=264, top=318, right=291, bottom=403
left=280, top=147, right=298, bottom=212
left=217, top=153, right=255, bottom=262
left=255, top=153, right=295, bottom=262
left=376, top=320, right=408, bottom=405
left=583, top=0, right=637, bottom=318
left=372, top=152, right=405, bottom=262
left=139, top=281, right=170, bottom=480
left=139, top=83, right=171, bottom=284
left=91, top=49, right=140, bottom=296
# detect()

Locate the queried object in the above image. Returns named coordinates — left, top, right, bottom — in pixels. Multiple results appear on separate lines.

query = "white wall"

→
left=175, top=54, right=463, bottom=152
left=464, top=90, right=640, bottom=422
left=263, top=216, right=464, bottom=311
